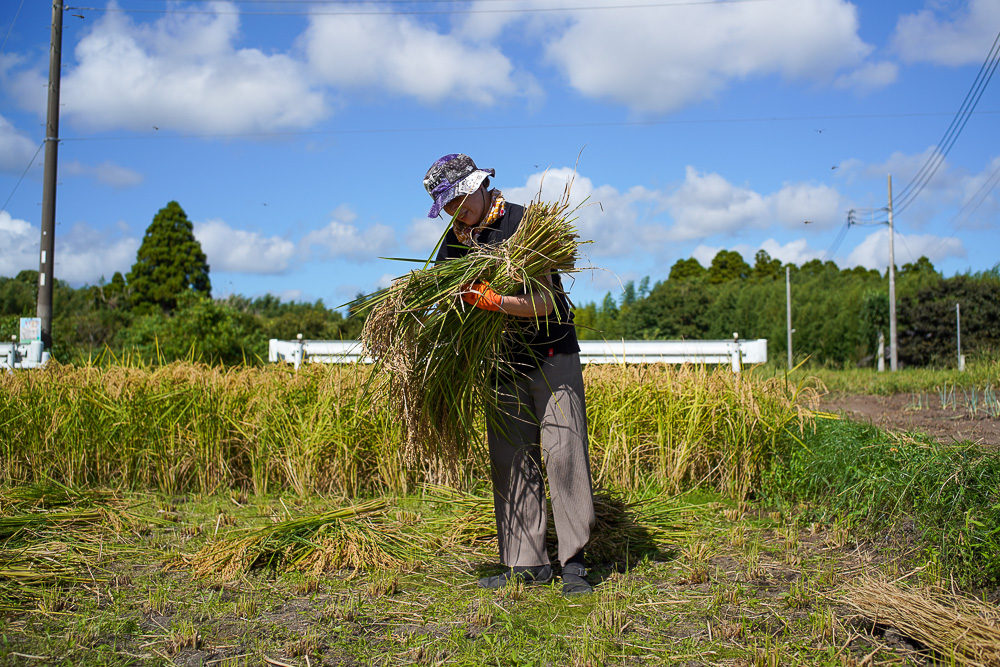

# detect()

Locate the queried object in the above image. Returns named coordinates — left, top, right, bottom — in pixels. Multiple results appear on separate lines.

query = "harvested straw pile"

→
left=425, top=486, right=689, bottom=565
left=0, top=483, right=151, bottom=613
left=187, top=499, right=424, bottom=580
left=359, top=187, right=586, bottom=476
left=842, top=577, right=1000, bottom=667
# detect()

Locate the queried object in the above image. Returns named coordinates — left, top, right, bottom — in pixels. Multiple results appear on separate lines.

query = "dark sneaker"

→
left=561, top=563, right=593, bottom=596
left=478, top=564, right=553, bottom=590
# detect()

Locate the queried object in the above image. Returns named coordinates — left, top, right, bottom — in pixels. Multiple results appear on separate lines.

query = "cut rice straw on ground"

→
left=187, top=499, right=426, bottom=581
left=358, top=182, right=589, bottom=479
left=423, top=485, right=690, bottom=565
left=842, top=576, right=1000, bottom=667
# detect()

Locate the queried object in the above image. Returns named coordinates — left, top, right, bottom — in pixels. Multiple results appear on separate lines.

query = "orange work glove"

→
left=461, top=282, right=504, bottom=312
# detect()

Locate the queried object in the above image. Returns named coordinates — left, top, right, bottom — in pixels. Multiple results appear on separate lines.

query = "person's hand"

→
left=461, top=282, right=504, bottom=312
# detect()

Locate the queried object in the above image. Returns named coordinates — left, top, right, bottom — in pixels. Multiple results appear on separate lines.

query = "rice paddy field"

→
left=2, top=361, right=999, bottom=667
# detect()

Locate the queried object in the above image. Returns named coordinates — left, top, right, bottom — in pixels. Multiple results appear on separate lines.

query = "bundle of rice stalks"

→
left=0, top=482, right=117, bottom=514
left=187, top=499, right=425, bottom=581
left=424, top=486, right=690, bottom=565
left=357, top=185, right=588, bottom=476
left=585, top=492, right=693, bottom=565
left=842, top=577, right=1000, bottom=667
left=0, top=541, right=116, bottom=614
left=421, top=484, right=499, bottom=551
left=0, top=505, right=147, bottom=543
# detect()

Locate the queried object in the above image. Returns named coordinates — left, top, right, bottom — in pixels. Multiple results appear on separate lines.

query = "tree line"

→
left=2, top=201, right=997, bottom=367
left=575, top=249, right=1000, bottom=368
left=0, top=202, right=361, bottom=366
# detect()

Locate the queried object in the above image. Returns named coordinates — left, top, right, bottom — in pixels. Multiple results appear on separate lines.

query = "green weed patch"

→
left=763, top=419, right=1000, bottom=587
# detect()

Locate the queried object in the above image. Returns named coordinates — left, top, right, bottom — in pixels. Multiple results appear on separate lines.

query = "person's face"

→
left=443, top=186, right=486, bottom=227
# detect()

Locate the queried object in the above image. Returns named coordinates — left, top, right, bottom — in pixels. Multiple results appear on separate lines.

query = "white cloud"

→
left=835, top=61, right=899, bottom=92
left=506, top=167, right=667, bottom=258
left=195, top=219, right=296, bottom=274
left=845, top=228, right=965, bottom=271
left=857, top=151, right=1000, bottom=230
left=42, top=2, right=326, bottom=133
left=665, top=168, right=843, bottom=241
left=0, top=210, right=36, bottom=276
left=302, top=206, right=395, bottom=260
left=406, top=216, right=450, bottom=255
left=691, top=244, right=723, bottom=268
left=0, top=115, right=39, bottom=173
left=892, top=0, right=1000, bottom=66
left=63, top=160, right=144, bottom=189
left=55, top=222, right=140, bottom=284
left=543, top=0, right=877, bottom=112
left=689, top=239, right=823, bottom=271
left=755, top=238, right=825, bottom=267
left=303, top=10, right=530, bottom=105
left=0, top=211, right=138, bottom=284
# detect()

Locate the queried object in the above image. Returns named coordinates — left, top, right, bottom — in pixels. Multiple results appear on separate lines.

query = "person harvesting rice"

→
left=423, top=153, right=596, bottom=595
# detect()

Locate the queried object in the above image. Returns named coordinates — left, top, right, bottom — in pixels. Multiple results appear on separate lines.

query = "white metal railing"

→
left=268, top=336, right=767, bottom=372
left=1, top=340, right=50, bottom=371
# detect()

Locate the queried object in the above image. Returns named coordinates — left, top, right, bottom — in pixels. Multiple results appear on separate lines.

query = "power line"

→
left=0, top=0, right=27, bottom=57
left=54, top=109, right=1000, bottom=143
left=1, top=141, right=44, bottom=214
left=924, top=158, right=1000, bottom=260
left=66, top=0, right=774, bottom=16
left=892, top=29, right=1000, bottom=216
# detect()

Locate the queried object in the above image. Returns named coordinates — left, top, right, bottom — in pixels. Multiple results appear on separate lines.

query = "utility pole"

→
left=957, top=303, right=964, bottom=371
left=887, top=174, right=898, bottom=372
left=37, top=0, right=64, bottom=351
left=786, top=266, right=793, bottom=370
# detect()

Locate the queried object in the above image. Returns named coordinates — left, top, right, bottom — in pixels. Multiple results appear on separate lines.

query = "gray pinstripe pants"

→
left=486, top=351, right=596, bottom=567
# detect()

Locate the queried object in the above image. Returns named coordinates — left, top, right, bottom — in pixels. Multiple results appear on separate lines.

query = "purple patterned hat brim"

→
left=423, top=153, right=495, bottom=218
left=427, top=171, right=491, bottom=218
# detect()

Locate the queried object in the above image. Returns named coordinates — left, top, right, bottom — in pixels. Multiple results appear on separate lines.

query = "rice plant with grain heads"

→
left=357, top=186, right=588, bottom=481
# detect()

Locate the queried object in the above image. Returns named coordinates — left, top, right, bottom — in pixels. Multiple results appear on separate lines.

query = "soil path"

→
left=821, top=392, right=1000, bottom=447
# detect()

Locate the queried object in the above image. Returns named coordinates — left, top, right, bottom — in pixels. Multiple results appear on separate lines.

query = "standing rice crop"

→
left=358, top=184, right=588, bottom=479
left=584, top=364, right=820, bottom=500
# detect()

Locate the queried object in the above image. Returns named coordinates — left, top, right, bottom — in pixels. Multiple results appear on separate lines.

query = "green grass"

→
left=761, top=418, right=1000, bottom=588
left=0, top=486, right=938, bottom=667
left=770, top=355, right=1000, bottom=395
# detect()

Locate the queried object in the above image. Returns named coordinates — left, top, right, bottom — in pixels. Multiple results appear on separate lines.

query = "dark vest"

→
left=435, top=203, right=580, bottom=373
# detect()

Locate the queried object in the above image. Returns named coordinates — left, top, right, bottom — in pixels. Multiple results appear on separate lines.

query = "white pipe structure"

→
left=268, top=337, right=768, bottom=372
left=0, top=340, right=49, bottom=371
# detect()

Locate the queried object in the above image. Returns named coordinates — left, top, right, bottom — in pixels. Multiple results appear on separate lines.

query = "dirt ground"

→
left=821, top=392, right=1000, bottom=448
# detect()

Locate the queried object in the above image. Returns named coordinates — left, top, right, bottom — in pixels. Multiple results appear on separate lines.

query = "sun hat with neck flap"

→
left=423, top=153, right=496, bottom=218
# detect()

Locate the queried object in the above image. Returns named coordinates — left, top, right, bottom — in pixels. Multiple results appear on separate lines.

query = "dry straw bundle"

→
left=842, top=577, right=1000, bottom=667
left=187, top=499, right=423, bottom=580
left=358, top=183, right=587, bottom=476
left=0, top=483, right=153, bottom=612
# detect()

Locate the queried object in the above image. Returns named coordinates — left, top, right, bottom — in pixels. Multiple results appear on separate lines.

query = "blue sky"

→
left=1, top=0, right=998, bottom=312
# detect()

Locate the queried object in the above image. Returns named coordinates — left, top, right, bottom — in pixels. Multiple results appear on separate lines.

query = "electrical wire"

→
left=892, top=29, right=1000, bottom=216
left=1, top=0, right=28, bottom=58
left=53, top=109, right=1000, bottom=143
left=822, top=219, right=851, bottom=262
left=923, top=158, right=1000, bottom=260
left=1, top=141, right=45, bottom=215
left=65, top=0, right=774, bottom=16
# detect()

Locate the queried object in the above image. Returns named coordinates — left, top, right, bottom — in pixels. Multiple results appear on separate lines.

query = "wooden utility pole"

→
left=37, top=0, right=64, bottom=350
left=887, top=174, right=898, bottom=371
